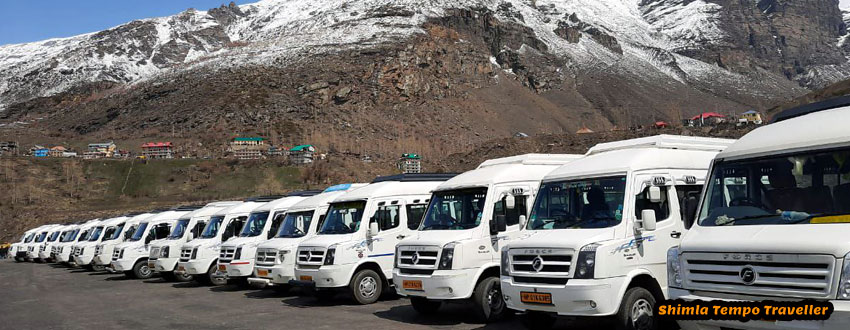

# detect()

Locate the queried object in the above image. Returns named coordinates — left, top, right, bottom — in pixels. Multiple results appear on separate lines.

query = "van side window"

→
left=635, top=186, right=670, bottom=222
left=494, top=195, right=529, bottom=226
left=315, top=215, right=327, bottom=232
left=406, top=204, right=428, bottom=230
left=374, top=205, right=401, bottom=231
left=268, top=212, right=285, bottom=238
left=676, top=185, right=703, bottom=229
left=191, top=221, right=206, bottom=238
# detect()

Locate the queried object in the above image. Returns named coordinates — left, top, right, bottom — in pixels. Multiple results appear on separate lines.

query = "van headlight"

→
left=667, top=247, right=683, bottom=289
left=500, top=248, right=510, bottom=276
left=234, top=246, right=242, bottom=260
left=191, top=247, right=198, bottom=260
left=394, top=246, right=400, bottom=269
left=278, top=250, right=288, bottom=262
left=575, top=243, right=599, bottom=279
left=324, top=244, right=338, bottom=265
left=160, top=246, right=170, bottom=258
left=839, top=252, right=850, bottom=299
left=438, top=242, right=458, bottom=270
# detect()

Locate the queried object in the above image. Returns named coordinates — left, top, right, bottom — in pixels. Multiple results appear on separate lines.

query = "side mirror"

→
left=648, top=186, right=663, bottom=203
left=519, top=215, right=527, bottom=229
left=491, top=215, right=507, bottom=235
left=640, top=209, right=657, bottom=232
left=505, top=195, right=516, bottom=210
left=368, top=222, right=380, bottom=237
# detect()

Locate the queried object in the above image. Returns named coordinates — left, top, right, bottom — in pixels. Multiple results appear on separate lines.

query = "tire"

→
left=615, top=287, right=658, bottom=330
left=174, top=271, right=193, bottom=282
left=208, top=263, right=227, bottom=286
left=14, top=257, right=22, bottom=262
left=410, top=296, right=442, bottom=314
left=520, top=311, right=557, bottom=330
left=471, top=276, right=508, bottom=323
left=132, top=260, right=153, bottom=279
left=349, top=269, right=382, bottom=305
left=92, top=264, right=106, bottom=272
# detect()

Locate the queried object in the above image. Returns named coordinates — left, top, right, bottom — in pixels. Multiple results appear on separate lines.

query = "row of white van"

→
left=10, top=100, right=850, bottom=330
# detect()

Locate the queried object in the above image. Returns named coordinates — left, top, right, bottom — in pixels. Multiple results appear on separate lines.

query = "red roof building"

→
left=141, top=142, right=174, bottom=159
left=690, top=112, right=726, bottom=121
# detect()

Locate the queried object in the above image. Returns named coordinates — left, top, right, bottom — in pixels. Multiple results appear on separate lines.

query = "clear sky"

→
left=0, top=0, right=253, bottom=46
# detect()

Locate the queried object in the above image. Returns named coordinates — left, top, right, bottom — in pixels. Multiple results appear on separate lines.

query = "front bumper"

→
left=55, top=251, right=72, bottom=263
left=111, top=259, right=136, bottom=272
left=293, top=264, right=352, bottom=288
left=220, top=259, right=254, bottom=278
left=176, top=258, right=213, bottom=275
left=393, top=268, right=476, bottom=300
left=254, top=263, right=294, bottom=285
left=27, top=250, right=40, bottom=260
left=39, top=249, right=51, bottom=260
left=93, top=254, right=112, bottom=266
left=74, top=253, right=95, bottom=266
left=151, top=257, right=179, bottom=273
left=501, top=276, right=626, bottom=316
left=671, top=288, right=850, bottom=330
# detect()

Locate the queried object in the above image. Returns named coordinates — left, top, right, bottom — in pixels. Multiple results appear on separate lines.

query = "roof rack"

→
left=371, top=173, right=457, bottom=183
left=244, top=195, right=287, bottom=202
left=286, top=190, right=323, bottom=197
left=586, top=135, right=734, bottom=156
left=773, top=95, right=850, bottom=123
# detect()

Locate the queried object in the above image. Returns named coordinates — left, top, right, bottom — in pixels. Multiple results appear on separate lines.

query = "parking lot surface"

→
left=0, top=259, right=596, bottom=330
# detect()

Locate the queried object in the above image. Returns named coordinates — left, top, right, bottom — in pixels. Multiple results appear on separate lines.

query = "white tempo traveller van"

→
left=392, top=154, right=583, bottom=322
left=111, top=207, right=197, bottom=279
left=177, top=201, right=259, bottom=285
left=149, top=201, right=239, bottom=282
left=40, top=225, right=68, bottom=262
left=13, top=229, right=38, bottom=262
left=58, top=221, right=97, bottom=265
left=28, top=224, right=60, bottom=262
left=249, top=184, right=366, bottom=289
left=217, top=192, right=319, bottom=285
left=500, top=135, right=733, bottom=330
left=74, top=217, right=127, bottom=270
left=94, top=213, right=152, bottom=272
left=293, top=174, right=455, bottom=304
left=50, top=225, right=78, bottom=262
left=670, top=100, right=850, bottom=330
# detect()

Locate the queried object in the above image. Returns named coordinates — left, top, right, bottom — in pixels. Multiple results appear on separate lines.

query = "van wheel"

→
left=520, top=311, right=556, bottom=330
left=615, top=287, right=658, bottom=330
left=92, top=264, right=106, bottom=272
left=208, top=264, right=227, bottom=286
left=132, top=260, right=153, bottom=279
left=350, top=269, right=382, bottom=304
left=472, top=276, right=507, bottom=323
left=410, top=297, right=442, bottom=314
left=174, top=271, right=193, bottom=282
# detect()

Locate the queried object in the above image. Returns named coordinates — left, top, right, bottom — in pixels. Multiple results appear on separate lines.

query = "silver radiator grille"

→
left=297, top=248, right=325, bottom=265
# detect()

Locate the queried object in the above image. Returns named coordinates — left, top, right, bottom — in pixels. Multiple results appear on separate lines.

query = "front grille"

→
left=297, top=248, right=325, bottom=265
left=508, top=248, right=573, bottom=285
left=256, top=249, right=278, bottom=266
left=73, top=247, right=84, bottom=257
left=682, top=252, right=836, bottom=299
left=179, top=248, right=193, bottom=262
left=220, top=247, right=236, bottom=263
left=399, top=268, right=435, bottom=276
left=397, top=246, right=440, bottom=269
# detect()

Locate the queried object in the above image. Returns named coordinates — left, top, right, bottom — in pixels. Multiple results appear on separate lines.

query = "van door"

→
left=489, top=186, right=532, bottom=263
left=367, top=200, right=407, bottom=280
left=631, top=174, right=683, bottom=280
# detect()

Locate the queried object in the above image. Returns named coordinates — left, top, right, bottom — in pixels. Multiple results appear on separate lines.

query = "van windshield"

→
left=698, top=148, right=850, bottom=227
left=64, top=230, right=79, bottom=242
left=276, top=211, right=314, bottom=238
left=35, top=232, right=48, bottom=243
left=527, top=176, right=627, bottom=230
left=88, top=226, right=104, bottom=242
left=104, top=223, right=125, bottom=241
left=200, top=216, right=225, bottom=239
left=77, top=229, right=91, bottom=242
left=48, top=231, right=61, bottom=242
left=420, top=189, right=487, bottom=230
left=168, top=219, right=190, bottom=239
left=319, top=201, right=366, bottom=235
left=129, top=223, right=149, bottom=241
left=25, top=234, right=35, bottom=243
left=239, top=212, right=270, bottom=237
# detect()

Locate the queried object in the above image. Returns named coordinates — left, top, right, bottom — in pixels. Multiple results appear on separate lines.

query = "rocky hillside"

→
left=1, top=0, right=848, bottom=161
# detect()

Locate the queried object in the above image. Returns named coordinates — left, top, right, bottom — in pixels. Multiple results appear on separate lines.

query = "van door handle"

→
left=671, top=231, right=682, bottom=239
left=396, top=235, right=407, bottom=240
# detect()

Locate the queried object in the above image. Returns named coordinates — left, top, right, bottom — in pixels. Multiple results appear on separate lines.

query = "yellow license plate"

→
left=148, top=262, right=155, bottom=268
left=520, top=292, right=553, bottom=305
left=299, top=275, right=313, bottom=282
left=218, top=264, right=227, bottom=272
left=403, top=280, right=423, bottom=291
left=257, top=269, right=269, bottom=277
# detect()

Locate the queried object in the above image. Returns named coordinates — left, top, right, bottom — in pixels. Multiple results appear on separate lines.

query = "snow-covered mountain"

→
left=0, top=0, right=847, bottom=113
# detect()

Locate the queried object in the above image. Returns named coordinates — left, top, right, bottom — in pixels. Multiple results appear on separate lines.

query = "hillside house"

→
left=32, top=148, right=48, bottom=158
left=228, top=137, right=266, bottom=160
left=0, top=141, right=18, bottom=156
left=398, top=153, right=422, bottom=174
left=141, top=142, right=174, bottom=159
left=289, top=145, right=315, bottom=165
left=690, top=112, right=727, bottom=126
left=267, top=146, right=284, bottom=157
left=739, top=110, right=763, bottom=125
left=48, top=146, right=68, bottom=157
left=87, top=142, right=117, bottom=159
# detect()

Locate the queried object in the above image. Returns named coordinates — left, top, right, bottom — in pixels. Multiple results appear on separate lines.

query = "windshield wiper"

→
left=715, top=214, right=777, bottom=226
left=422, top=224, right=451, bottom=230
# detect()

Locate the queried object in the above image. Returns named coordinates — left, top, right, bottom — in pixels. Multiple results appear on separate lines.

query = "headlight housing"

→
left=438, top=242, right=458, bottom=270
left=119, top=248, right=124, bottom=259
left=191, top=247, right=198, bottom=260
left=500, top=247, right=510, bottom=276
left=394, top=246, right=400, bottom=269
left=667, top=247, right=683, bottom=289
left=234, top=246, right=242, bottom=260
left=278, top=250, right=288, bottom=263
left=324, top=244, right=337, bottom=265
left=575, top=243, right=599, bottom=279
left=839, top=252, right=850, bottom=299
left=160, top=246, right=170, bottom=258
